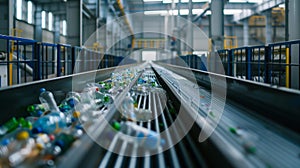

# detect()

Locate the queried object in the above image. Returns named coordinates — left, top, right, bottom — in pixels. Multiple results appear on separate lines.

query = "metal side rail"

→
left=152, top=62, right=300, bottom=168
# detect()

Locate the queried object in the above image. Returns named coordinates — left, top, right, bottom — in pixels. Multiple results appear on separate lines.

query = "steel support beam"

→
left=66, top=0, right=83, bottom=46
left=209, top=0, right=224, bottom=73
left=34, top=5, right=43, bottom=42
left=187, top=0, right=193, bottom=54
left=233, top=0, right=284, bottom=22
left=289, top=0, right=300, bottom=89
left=265, top=10, right=272, bottom=44
left=210, top=0, right=224, bottom=50
left=0, top=0, right=14, bottom=51
left=54, top=15, right=60, bottom=44
left=128, top=2, right=254, bottom=13
left=243, top=19, right=249, bottom=46
left=177, top=0, right=181, bottom=56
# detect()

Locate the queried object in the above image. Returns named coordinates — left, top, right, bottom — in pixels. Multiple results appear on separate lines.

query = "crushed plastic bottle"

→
left=113, top=121, right=165, bottom=150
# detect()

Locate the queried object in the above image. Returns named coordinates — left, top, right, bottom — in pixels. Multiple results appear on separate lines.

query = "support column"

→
left=187, top=0, right=193, bottom=54
left=66, top=0, right=82, bottom=46
left=177, top=0, right=181, bottom=56
left=54, top=15, right=60, bottom=44
left=34, top=5, right=42, bottom=42
left=164, top=14, right=169, bottom=51
left=265, top=10, right=272, bottom=44
left=0, top=0, right=13, bottom=36
left=210, top=0, right=224, bottom=50
left=0, top=0, right=14, bottom=51
left=209, top=0, right=224, bottom=73
left=243, top=19, right=249, bottom=46
left=289, top=0, right=300, bottom=89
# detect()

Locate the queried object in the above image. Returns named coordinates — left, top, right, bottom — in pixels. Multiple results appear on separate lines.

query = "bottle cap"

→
left=73, top=111, right=81, bottom=118
left=48, top=134, right=55, bottom=141
left=32, top=127, right=43, bottom=134
left=16, top=131, right=29, bottom=140
left=1, top=139, right=10, bottom=146
left=75, top=125, right=83, bottom=130
left=67, top=99, right=76, bottom=107
left=27, top=105, right=34, bottom=112
left=112, top=121, right=121, bottom=131
left=36, top=143, right=44, bottom=150
left=37, top=110, right=43, bottom=116
left=55, top=140, right=64, bottom=148
left=40, top=88, right=46, bottom=93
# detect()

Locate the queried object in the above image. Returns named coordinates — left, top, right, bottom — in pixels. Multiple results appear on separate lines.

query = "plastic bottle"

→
left=39, top=88, right=60, bottom=112
left=229, top=127, right=258, bottom=154
left=134, top=108, right=153, bottom=122
left=114, top=121, right=165, bottom=150
left=0, top=118, right=19, bottom=135
left=35, top=133, right=51, bottom=150
left=120, top=95, right=136, bottom=121
left=27, top=104, right=45, bottom=117
left=32, top=112, right=66, bottom=134
left=51, top=133, right=75, bottom=155
left=6, top=131, right=35, bottom=167
left=17, top=118, right=32, bottom=129
left=94, top=91, right=113, bottom=106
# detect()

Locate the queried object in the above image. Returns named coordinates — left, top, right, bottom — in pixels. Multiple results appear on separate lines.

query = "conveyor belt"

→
left=0, top=63, right=299, bottom=168
left=152, top=62, right=300, bottom=168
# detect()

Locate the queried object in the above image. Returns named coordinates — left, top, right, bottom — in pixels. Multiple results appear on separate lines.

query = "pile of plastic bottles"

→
left=0, top=68, right=139, bottom=167
left=0, top=68, right=168, bottom=166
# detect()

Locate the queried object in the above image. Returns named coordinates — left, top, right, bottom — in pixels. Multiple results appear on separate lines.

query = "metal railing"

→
left=0, top=34, right=137, bottom=88
left=218, top=40, right=300, bottom=88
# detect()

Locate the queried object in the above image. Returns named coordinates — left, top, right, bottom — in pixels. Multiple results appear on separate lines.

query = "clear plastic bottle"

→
left=6, top=131, right=35, bottom=167
left=120, top=95, right=136, bottom=121
left=39, top=88, right=60, bottom=112
left=116, top=121, right=165, bottom=150
left=94, top=91, right=113, bottom=106
left=60, top=91, right=81, bottom=109
left=134, top=108, right=153, bottom=122
left=32, top=112, right=66, bottom=134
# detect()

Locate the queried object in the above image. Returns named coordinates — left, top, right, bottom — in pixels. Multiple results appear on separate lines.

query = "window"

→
left=48, top=12, right=53, bottom=31
left=62, top=20, right=67, bottom=35
left=27, top=1, right=33, bottom=24
left=16, top=0, right=22, bottom=20
left=41, top=11, right=46, bottom=28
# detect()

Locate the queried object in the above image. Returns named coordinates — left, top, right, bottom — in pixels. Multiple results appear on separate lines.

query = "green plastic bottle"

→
left=0, top=118, right=19, bottom=135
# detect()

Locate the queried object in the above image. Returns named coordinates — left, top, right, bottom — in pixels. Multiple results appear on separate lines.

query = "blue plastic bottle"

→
left=32, top=112, right=66, bottom=134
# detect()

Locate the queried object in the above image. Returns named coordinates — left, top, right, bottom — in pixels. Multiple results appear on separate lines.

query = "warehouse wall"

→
left=132, top=15, right=285, bottom=50
left=15, top=20, right=67, bottom=44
